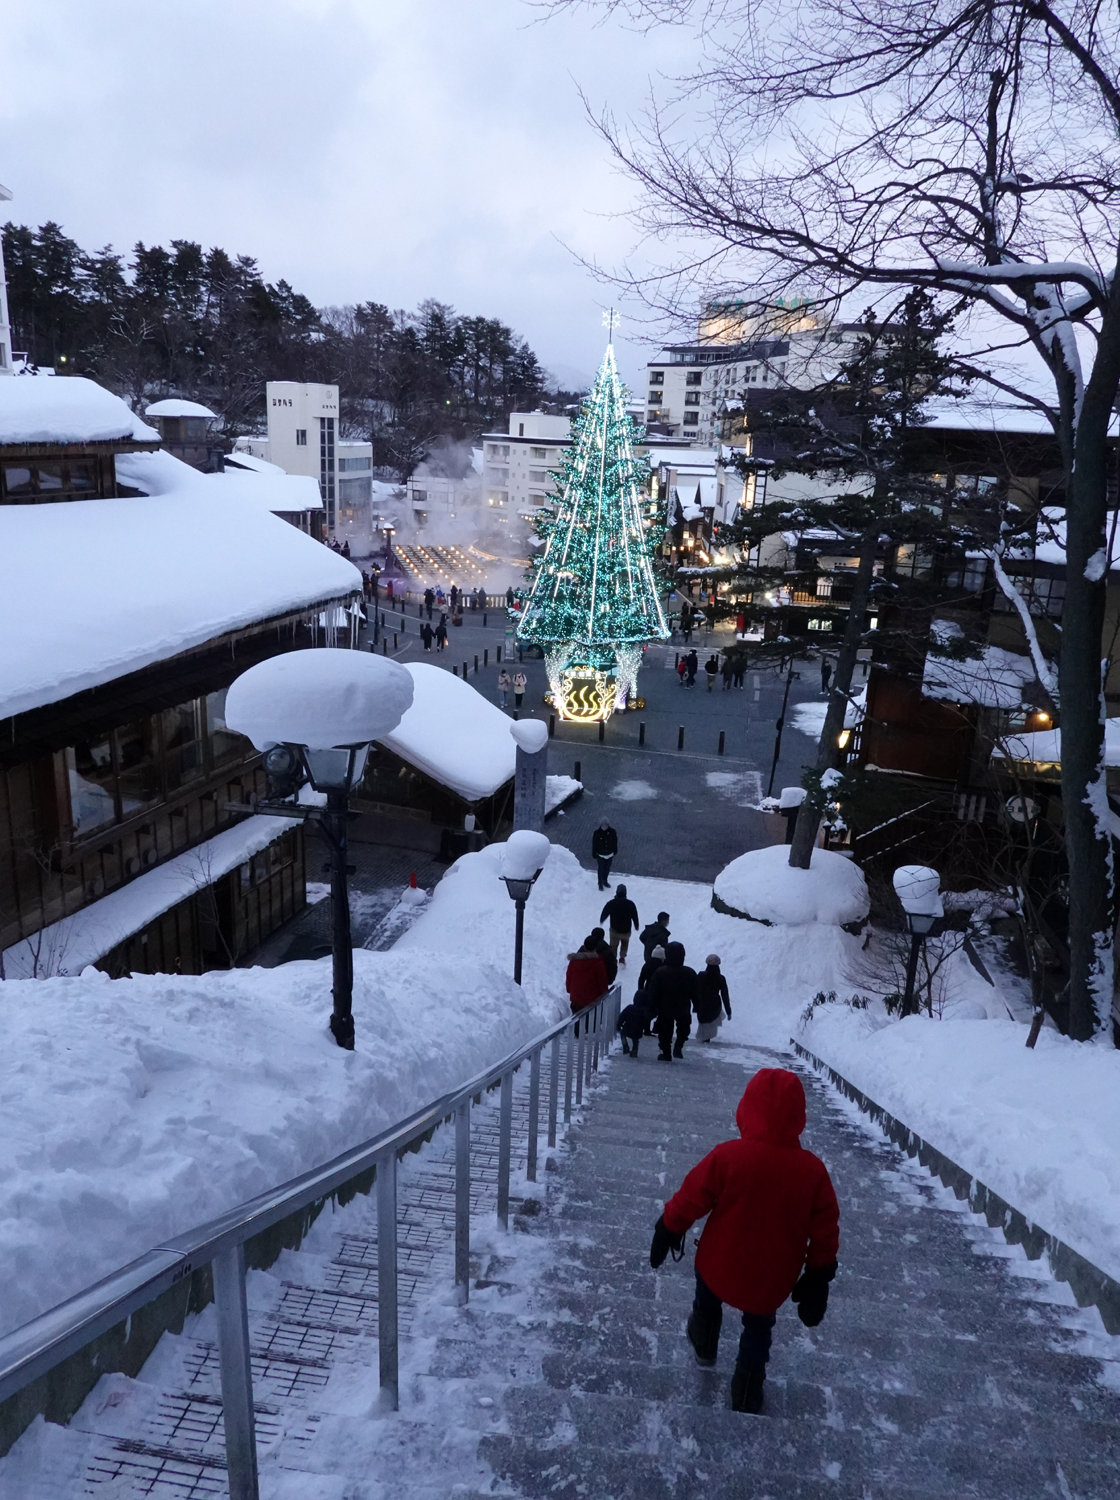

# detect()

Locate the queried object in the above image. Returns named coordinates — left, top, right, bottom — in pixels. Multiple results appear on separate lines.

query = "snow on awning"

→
left=922, top=624, right=1039, bottom=710
left=378, top=664, right=517, bottom=802
left=0, top=491, right=361, bottom=719
left=992, top=719, right=1120, bottom=767
left=118, top=448, right=323, bottom=512
left=0, top=814, right=294, bottom=978
left=0, top=375, right=158, bottom=445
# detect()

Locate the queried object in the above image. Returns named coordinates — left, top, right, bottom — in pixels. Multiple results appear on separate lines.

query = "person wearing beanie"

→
left=695, top=954, right=732, bottom=1042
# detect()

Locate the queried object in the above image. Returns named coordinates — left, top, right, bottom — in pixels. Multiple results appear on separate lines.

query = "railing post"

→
left=455, top=1099, right=471, bottom=1302
left=575, top=1021, right=585, bottom=1106
left=497, top=1069, right=513, bottom=1228
left=592, top=1004, right=600, bottom=1071
left=548, top=1033, right=560, bottom=1147
left=564, top=1024, right=574, bottom=1123
left=584, top=1012, right=594, bottom=1091
left=213, top=1243, right=259, bottom=1500
left=376, top=1150, right=399, bottom=1411
left=527, top=1048, right=541, bottom=1183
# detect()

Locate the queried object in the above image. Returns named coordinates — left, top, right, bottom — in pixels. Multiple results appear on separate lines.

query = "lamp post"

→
left=499, top=830, right=551, bottom=984
left=893, top=865, right=943, bottom=1017
left=226, top=650, right=414, bottom=1049
left=371, top=563, right=381, bottom=647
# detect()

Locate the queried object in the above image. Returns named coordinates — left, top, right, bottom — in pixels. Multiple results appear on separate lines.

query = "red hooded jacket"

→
left=565, top=950, right=608, bottom=1013
left=662, top=1068, right=839, bottom=1315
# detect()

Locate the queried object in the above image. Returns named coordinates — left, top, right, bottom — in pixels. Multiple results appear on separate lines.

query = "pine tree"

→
left=517, top=342, right=668, bottom=719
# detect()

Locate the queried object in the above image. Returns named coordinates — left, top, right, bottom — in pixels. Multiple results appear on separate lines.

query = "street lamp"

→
left=499, top=829, right=551, bottom=985
left=226, top=649, right=414, bottom=1049
left=893, top=865, right=943, bottom=1018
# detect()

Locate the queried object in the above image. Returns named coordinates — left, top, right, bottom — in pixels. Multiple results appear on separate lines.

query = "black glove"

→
left=791, top=1262, right=836, bottom=1327
left=649, top=1214, right=686, bottom=1269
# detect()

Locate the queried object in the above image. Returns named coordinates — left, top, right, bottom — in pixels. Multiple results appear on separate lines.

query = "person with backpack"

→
left=649, top=1068, right=839, bottom=1414
left=513, top=669, right=527, bottom=709
left=497, top=668, right=511, bottom=709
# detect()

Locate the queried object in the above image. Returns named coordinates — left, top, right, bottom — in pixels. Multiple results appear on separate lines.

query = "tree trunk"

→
left=789, top=520, right=880, bottom=869
left=1060, top=363, right=1118, bottom=1039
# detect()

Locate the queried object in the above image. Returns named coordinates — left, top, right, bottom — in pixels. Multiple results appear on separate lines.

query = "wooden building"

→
left=0, top=376, right=363, bottom=979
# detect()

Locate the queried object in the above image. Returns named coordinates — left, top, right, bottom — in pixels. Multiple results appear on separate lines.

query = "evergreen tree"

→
left=518, top=342, right=668, bottom=719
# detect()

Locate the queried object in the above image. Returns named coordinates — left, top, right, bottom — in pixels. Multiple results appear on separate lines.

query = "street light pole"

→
left=327, top=788, right=355, bottom=1049
left=893, top=865, right=942, bottom=1018
left=513, top=897, right=526, bottom=985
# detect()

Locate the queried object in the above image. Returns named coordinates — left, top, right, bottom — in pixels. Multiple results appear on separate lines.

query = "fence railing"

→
left=0, top=984, right=622, bottom=1500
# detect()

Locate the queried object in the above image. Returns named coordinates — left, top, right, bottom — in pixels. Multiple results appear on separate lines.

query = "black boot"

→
left=657, top=1049, right=672, bottom=1061
left=687, top=1312, right=719, bottom=1368
left=631, top=1038, right=640, bottom=1058
left=620, top=1038, right=631, bottom=1055
left=673, top=1042, right=684, bottom=1059
left=730, top=1365, right=765, bottom=1414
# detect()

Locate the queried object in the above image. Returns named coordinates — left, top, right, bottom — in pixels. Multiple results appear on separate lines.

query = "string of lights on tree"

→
left=516, top=336, right=668, bottom=720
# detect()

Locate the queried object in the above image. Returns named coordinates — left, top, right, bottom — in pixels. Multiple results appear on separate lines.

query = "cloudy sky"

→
left=1, top=0, right=701, bottom=390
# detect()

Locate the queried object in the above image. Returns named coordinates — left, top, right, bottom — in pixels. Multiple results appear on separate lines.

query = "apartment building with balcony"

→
left=481, top=410, right=571, bottom=534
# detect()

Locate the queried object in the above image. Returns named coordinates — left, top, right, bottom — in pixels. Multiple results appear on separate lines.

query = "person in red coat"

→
left=565, top=943, right=608, bottom=1013
left=649, top=1067, right=839, bottom=1414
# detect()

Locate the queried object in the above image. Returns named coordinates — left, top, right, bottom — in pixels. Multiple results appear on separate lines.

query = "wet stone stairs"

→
left=453, top=1041, right=1120, bottom=1500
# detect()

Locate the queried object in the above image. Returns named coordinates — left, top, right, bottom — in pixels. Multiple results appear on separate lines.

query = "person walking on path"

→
left=600, top=884, right=640, bottom=965
left=565, top=941, right=608, bottom=1014
left=497, top=668, right=511, bottom=709
left=733, top=658, right=747, bottom=690
left=821, top=657, right=832, bottom=693
left=677, top=657, right=687, bottom=687
left=685, top=648, right=699, bottom=687
left=721, top=655, right=734, bottom=691
left=585, top=927, right=617, bottom=985
left=695, top=955, right=732, bottom=1042
left=681, top=601, right=693, bottom=642
left=639, top=911, right=671, bottom=962
left=591, top=820, right=618, bottom=889
left=435, top=614, right=448, bottom=651
left=506, top=586, right=515, bottom=609
left=513, top=669, right=527, bottom=710
left=649, top=1069, right=840, bottom=1414
left=424, top=587, right=435, bottom=621
left=705, top=654, right=720, bottom=691
left=421, top=622, right=434, bottom=653
left=648, top=941, right=698, bottom=1059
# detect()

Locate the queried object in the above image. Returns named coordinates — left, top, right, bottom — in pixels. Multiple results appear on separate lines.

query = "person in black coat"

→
left=591, top=820, right=618, bottom=890
left=695, top=954, right=732, bottom=1043
left=640, top=912, right=671, bottom=961
left=585, top=927, right=617, bottom=986
left=600, top=883, right=640, bottom=965
left=648, top=941, right=699, bottom=1060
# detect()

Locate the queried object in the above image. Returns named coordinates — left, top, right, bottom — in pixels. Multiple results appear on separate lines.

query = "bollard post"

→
left=382, top=639, right=387, bottom=656
left=565, top=1025, right=574, bottom=1122
left=474, top=655, right=478, bottom=673
left=548, top=1033, right=561, bottom=1148
left=598, top=720, right=605, bottom=742
left=484, top=648, right=488, bottom=666
left=678, top=725, right=684, bottom=750
left=527, top=1049, right=541, bottom=1183
left=453, top=664, right=459, bottom=677
left=394, top=633, right=398, bottom=649
left=639, top=721, right=645, bottom=747
left=574, top=759, right=581, bottom=782
left=377, top=1151, right=399, bottom=1410
left=497, top=1070, right=513, bottom=1228
left=455, top=1099, right=470, bottom=1302
left=549, top=714, right=555, bottom=738
left=718, top=730, right=725, bottom=755
left=213, top=1243, right=260, bottom=1500
left=497, top=645, right=502, bottom=662
left=463, top=662, right=468, bottom=679
left=484, top=613, right=488, bottom=627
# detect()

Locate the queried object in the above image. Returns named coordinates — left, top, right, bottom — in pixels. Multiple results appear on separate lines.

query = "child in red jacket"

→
left=649, top=1068, right=839, bottom=1414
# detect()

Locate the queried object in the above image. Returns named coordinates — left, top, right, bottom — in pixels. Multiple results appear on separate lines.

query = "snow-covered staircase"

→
left=451, top=1042, right=1120, bottom=1500
left=16, top=1037, right=1120, bottom=1498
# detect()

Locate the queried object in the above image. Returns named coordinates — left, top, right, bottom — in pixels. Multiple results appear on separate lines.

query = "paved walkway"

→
left=25, top=1033, right=1120, bottom=1498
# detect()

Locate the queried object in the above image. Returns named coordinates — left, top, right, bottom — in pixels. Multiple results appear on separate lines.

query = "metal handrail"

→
left=0, top=982, right=622, bottom=1500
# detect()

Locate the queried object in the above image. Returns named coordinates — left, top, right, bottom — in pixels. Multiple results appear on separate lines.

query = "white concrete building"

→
left=480, top=411, right=571, bottom=535
left=262, top=382, right=340, bottom=533
left=0, top=182, right=13, bottom=377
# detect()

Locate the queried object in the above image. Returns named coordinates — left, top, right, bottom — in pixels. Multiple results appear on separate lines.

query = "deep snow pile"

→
left=0, top=947, right=561, bottom=1337
left=380, top=664, right=517, bottom=801
left=799, top=1003, right=1120, bottom=1285
left=0, top=375, right=157, bottom=444
left=713, top=844, right=869, bottom=926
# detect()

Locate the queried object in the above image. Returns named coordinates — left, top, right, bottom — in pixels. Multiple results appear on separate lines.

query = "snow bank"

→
left=0, top=375, right=157, bottom=445
left=800, top=1005, right=1120, bottom=1286
left=0, top=493, right=360, bottom=718
left=379, top=664, right=516, bottom=801
left=118, top=447, right=323, bottom=513
left=1, top=815, right=294, bottom=978
left=713, top=844, right=869, bottom=927
left=0, top=950, right=560, bottom=1337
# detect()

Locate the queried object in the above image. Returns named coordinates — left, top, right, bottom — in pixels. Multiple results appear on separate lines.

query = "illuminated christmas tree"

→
left=516, top=340, right=668, bottom=719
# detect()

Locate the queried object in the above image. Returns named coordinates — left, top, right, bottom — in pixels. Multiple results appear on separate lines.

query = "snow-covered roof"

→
left=144, top=398, right=217, bottom=420
left=0, top=493, right=361, bottom=719
left=1034, top=508, right=1120, bottom=571
left=0, top=375, right=158, bottom=446
left=923, top=394, right=1119, bottom=438
left=922, top=642, right=1038, bottom=709
left=650, top=447, right=718, bottom=470
left=117, top=448, right=323, bottom=513
left=672, top=486, right=705, bottom=522
left=378, top=663, right=517, bottom=802
left=224, top=450, right=285, bottom=477
left=992, top=718, right=1120, bottom=767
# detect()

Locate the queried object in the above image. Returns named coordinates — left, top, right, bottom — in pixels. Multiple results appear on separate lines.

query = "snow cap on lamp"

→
left=509, top=719, right=549, bottom=754
left=225, top=649, right=414, bottom=749
left=500, top=829, right=552, bottom=882
left=892, top=864, right=943, bottom=918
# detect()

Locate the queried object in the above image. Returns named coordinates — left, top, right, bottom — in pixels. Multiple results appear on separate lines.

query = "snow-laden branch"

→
left=986, top=548, right=1059, bottom=705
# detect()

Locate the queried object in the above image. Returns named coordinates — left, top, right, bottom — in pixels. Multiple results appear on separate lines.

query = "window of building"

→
left=296, top=429, right=307, bottom=446
left=486, top=443, right=510, bottom=460
left=993, top=573, right=1066, bottom=618
left=162, top=701, right=205, bottom=791
left=530, top=446, right=548, bottom=459
left=684, top=392, right=701, bottom=406
left=319, top=417, right=336, bottom=529
left=808, top=617, right=834, bottom=631
left=1, top=459, right=99, bottom=503
left=683, top=412, right=700, bottom=426
left=488, top=492, right=509, bottom=506
left=649, top=371, right=664, bottom=386
left=116, top=719, right=162, bottom=818
left=206, top=689, right=245, bottom=765
left=686, top=372, right=702, bottom=386
left=339, top=456, right=371, bottom=471
left=64, top=740, right=117, bottom=834
left=529, top=469, right=551, bottom=483
left=893, top=543, right=934, bottom=579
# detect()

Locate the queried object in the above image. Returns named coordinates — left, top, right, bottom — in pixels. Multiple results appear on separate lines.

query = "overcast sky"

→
left=0, top=0, right=701, bottom=391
